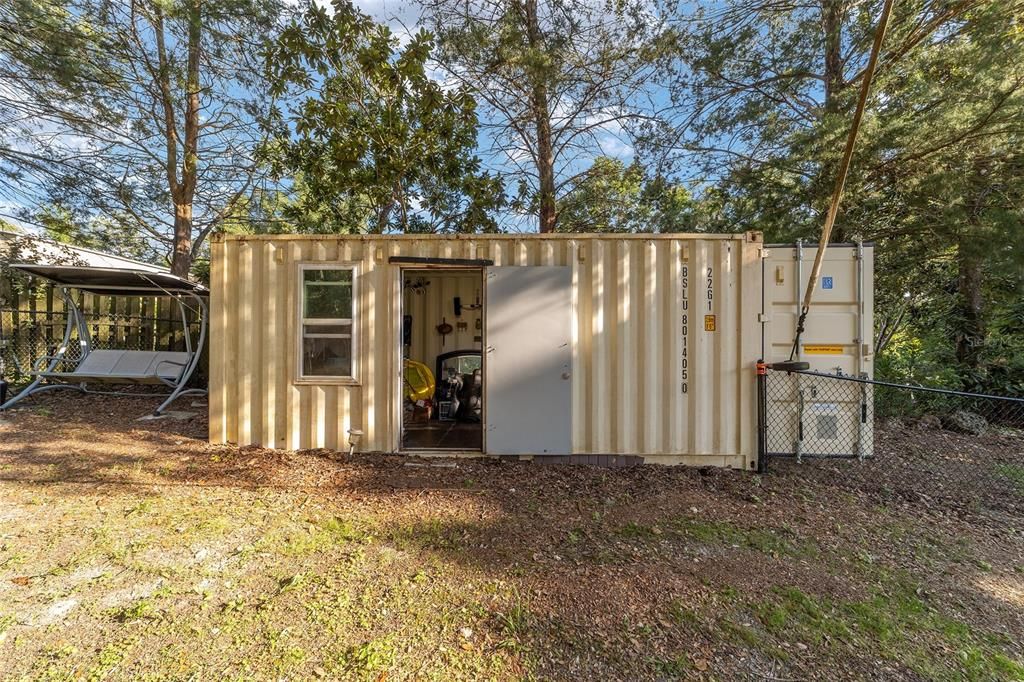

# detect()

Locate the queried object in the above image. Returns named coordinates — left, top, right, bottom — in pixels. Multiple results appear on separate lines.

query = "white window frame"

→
left=296, top=263, right=359, bottom=383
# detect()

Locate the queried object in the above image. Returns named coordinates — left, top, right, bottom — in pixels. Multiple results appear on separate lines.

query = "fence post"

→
left=757, top=360, right=768, bottom=474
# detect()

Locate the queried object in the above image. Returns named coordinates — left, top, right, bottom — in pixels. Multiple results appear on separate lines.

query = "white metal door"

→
left=485, top=266, right=572, bottom=455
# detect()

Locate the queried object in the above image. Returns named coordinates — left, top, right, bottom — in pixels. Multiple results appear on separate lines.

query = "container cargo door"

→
left=484, top=266, right=572, bottom=455
left=763, top=243, right=874, bottom=459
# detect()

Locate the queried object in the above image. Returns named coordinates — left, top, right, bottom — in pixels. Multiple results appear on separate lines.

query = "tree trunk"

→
left=822, top=0, right=845, bottom=115
left=169, top=0, right=202, bottom=278
left=171, top=203, right=194, bottom=278
left=820, top=0, right=848, bottom=243
left=955, top=234, right=985, bottom=370
left=524, top=0, right=557, bottom=233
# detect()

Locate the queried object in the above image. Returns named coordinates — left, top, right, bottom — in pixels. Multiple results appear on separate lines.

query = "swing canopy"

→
left=9, top=264, right=207, bottom=296
left=0, top=264, right=208, bottom=415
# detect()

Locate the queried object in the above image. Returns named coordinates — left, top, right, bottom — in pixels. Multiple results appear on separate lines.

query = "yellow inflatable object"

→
left=403, top=359, right=435, bottom=402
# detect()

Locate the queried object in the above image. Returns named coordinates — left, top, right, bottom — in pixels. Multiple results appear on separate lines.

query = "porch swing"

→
left=0, top=264, right=208, bottom=416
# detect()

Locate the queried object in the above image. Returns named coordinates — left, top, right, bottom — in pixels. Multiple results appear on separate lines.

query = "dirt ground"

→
left=0, top=394, right=1022, bottom=681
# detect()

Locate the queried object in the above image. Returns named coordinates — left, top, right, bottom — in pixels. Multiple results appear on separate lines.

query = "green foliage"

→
left=423, top=0, right=666, bottom=231
left=338, top=638, right=395, bottom=676
left=0, top=0, right=282, bottom=275
left=652, top=0, right=1024, bottom=392
left=264, top=0, right=505, bottom=234
left=557, top=157, right=696, bottom=233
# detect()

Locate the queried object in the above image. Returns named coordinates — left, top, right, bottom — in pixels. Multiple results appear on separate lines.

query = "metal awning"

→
left=9, top=264, right=208, bottom=296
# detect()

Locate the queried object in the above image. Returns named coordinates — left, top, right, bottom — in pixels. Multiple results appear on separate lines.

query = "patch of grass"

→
left=751, top=583, right=1024, bottom=681
left=672, top=517, right=813, bottom=557
left=666, top=599, right=700, bottom=627
left=651, top=653, right=692, bottom=677
left=0, top=614, right=14, bottom=639
left=994, top=464, right=1024, bottom=493
left=387, top=518, right=465, bottom=551
left=276, top=572, right=306, bottom=594
left=495, top=590, right=532, bottom=653
left=269, top=515, right=374, bottom=556
left=86, top=638, right=134, bottom=681
left=0, top=552, right=26, bottom=570
left=616, top=521, right=659, bottom=540
left=337, top=638, right=395, bottom=677
left=718, top=616, right=791, bottom=662
left=107, top=598, right=159, bottom=623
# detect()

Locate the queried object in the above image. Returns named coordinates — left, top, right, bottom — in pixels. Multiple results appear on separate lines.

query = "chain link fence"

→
left=758, top=368, right=1024, bottom=511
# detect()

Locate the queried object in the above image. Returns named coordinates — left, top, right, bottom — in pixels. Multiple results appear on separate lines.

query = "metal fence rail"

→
left=758, top=368, right=1024, bottom=510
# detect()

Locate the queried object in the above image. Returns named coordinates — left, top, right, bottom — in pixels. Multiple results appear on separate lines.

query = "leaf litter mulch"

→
left=0, top=393, right=1021, bottom=680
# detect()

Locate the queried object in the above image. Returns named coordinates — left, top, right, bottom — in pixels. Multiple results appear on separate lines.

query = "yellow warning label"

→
left=803, top=344, right=845, bottom=354
left=704, top=315, right=716, bottom=332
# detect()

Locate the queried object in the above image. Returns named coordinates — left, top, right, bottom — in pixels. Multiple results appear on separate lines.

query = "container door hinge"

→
left=758, top=312, right=770, bottom=323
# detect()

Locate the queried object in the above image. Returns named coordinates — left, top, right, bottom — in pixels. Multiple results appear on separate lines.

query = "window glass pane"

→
left=303, top=269, right=352, bottom=319
left=302, top=337, right=352, bottom=377
left=304, top=269, right=349, bottom=284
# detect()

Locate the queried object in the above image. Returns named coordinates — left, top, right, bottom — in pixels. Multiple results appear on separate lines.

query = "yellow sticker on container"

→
left=704, top=315, right=716, bottom=332
left=803, top=344, right=844, bottom=354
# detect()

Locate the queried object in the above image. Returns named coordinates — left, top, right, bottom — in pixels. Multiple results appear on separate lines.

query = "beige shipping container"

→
left=209, top=232, right=770, bottom=469
left=763, top=243, right=875, bottom=459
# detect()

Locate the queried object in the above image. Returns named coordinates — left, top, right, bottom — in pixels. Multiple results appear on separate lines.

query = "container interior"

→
left=400, top=268, right=484, bottom=451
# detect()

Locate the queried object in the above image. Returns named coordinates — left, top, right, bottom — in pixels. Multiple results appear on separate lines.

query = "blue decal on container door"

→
left=822, top=276, right=833, bottom=290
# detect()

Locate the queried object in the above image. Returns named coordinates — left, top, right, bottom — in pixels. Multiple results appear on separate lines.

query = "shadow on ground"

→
left=1, top=393, right=1022, bottom=680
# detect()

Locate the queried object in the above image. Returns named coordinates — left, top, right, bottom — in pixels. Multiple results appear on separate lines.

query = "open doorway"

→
left=401, top=268, right=484, bottom=451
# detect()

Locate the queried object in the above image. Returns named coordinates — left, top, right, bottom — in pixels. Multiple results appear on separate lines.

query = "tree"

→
left=420, top=0, right=666, bottom=232
left=557, top=156, right=696, bottom=233
left=265, top=0, right=505, bottom=234
left=0, top=0, right=282, bottom=276
left=652, top=0, right=1024, bottom=388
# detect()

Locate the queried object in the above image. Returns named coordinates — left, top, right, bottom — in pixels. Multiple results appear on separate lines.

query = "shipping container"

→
left=208, top=233, right=872, bottom=469
left=763, top=243, right=875, bottom=458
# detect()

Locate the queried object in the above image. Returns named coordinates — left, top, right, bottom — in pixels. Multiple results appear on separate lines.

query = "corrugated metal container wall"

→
left=209, top=233, right=764, bottom=468
left=763, top=243, right=875, bottom=458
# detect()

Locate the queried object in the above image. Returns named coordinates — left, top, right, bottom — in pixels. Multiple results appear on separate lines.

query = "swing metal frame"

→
left=0, top=265, right=208, bottom=416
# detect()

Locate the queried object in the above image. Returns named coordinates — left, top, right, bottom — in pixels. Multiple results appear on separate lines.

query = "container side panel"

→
left=689, top=241, right=711, bottom=454
left=224, top=240, right=239, bottom=444
left=212, top=234, right=761, bottom=467
left=286, top=242, right=304, bottom=450
left=591, top=241, right=612, bottom=452
left=263, top=243, right=278, bottom=447
left=717, top=241, right=738, bottom=457
left=616, top=240, right=637, bottom=453
left=569, top=241, right=586, bottom=452
left=642, top=241, right=661, bottom=454
left=237, top=241, right=254, bottom=445
left=738, top=239, right=762, bottom=468
left=670, top=240, right=687, bottom=452
left=208, top=239, right=227, bottom=443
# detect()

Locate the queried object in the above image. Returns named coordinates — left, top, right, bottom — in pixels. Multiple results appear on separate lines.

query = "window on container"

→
left=299, top=266, right=356, bottom=379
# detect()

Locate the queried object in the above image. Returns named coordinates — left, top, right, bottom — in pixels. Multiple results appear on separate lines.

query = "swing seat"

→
left=34, top=350, right=190, bottom=385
